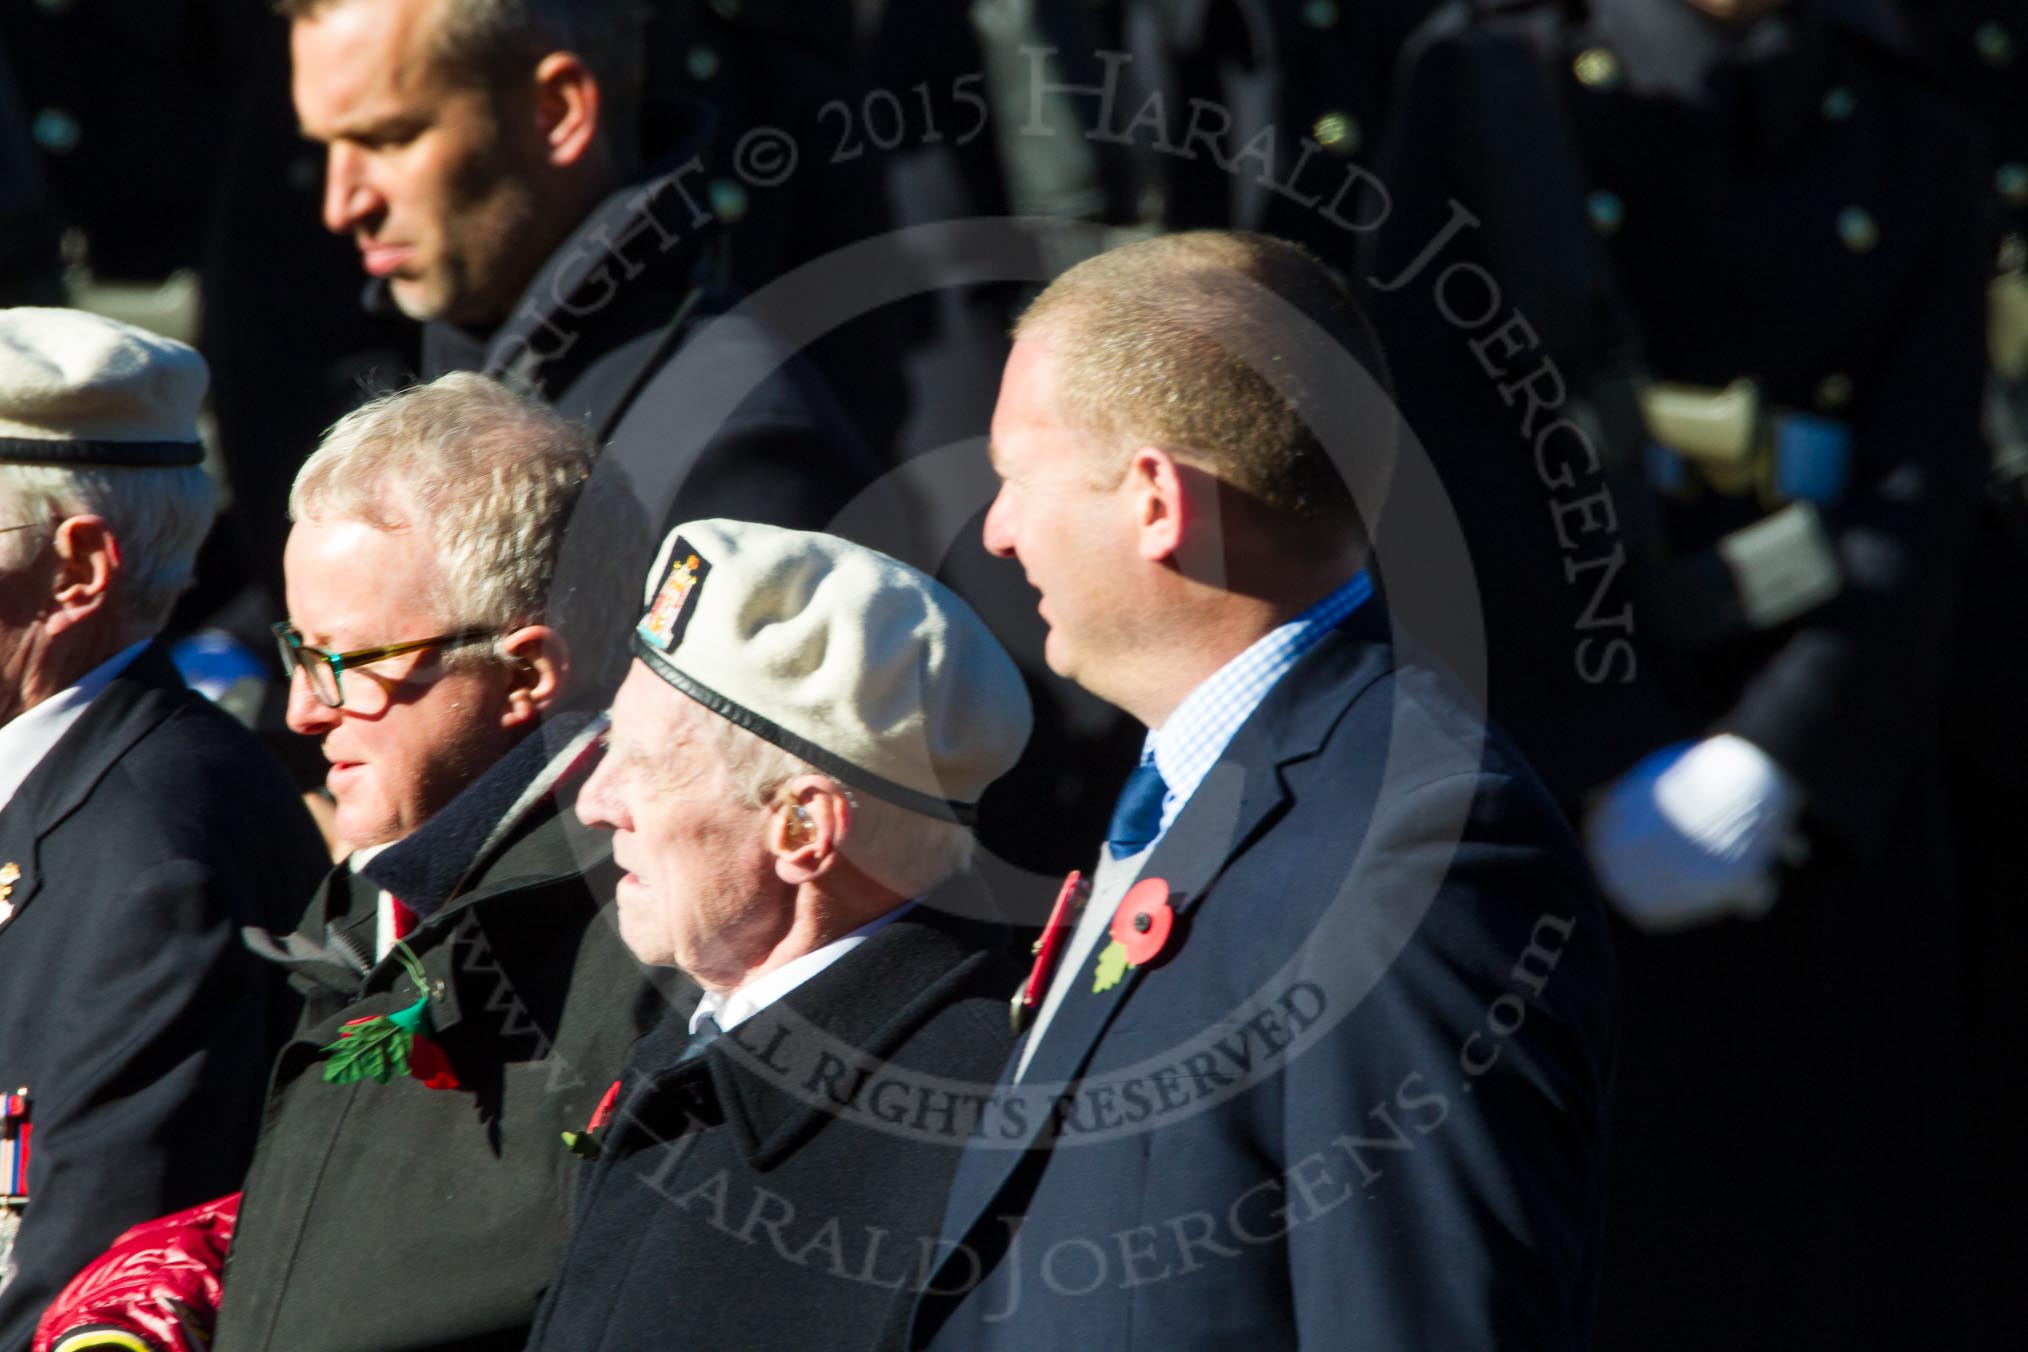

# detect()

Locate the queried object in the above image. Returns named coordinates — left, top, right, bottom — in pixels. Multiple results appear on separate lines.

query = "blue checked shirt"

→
left=1143, top=570, right=1374, bottom=841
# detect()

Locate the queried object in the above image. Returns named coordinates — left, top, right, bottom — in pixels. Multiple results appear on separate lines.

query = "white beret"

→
left=0, top=307, right=207, bottom=465
left=632, top=519, right=1032, bottom=823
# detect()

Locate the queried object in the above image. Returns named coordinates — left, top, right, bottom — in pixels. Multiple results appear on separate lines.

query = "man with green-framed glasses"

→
left=36, top=370, right=663, bottom=1352
left=270, top=621, right=496, bottom=715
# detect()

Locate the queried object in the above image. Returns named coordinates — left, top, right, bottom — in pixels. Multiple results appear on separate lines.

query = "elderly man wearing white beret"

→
left=523, top=518, right=1033, bottom=1352
left=0, top=309, right=328, bottom=1348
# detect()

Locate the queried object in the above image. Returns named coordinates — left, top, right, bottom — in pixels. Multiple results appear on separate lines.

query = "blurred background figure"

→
left=1362, top=0, right=1995, bottom=1346
left=0, top=0, right=415, bottom=652
left=1899, top=2, right=2028, bottom=1332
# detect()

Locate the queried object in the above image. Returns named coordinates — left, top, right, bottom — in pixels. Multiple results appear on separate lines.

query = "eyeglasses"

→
left=0, top=523, right=48, bottom=535
left=271, top=621, right=496, bottom=710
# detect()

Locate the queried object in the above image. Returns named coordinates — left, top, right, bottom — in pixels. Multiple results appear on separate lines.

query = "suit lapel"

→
left=932, top=607, right=1400, bottom=1287
left=713, top=936, right=998, bottom=1170
left=931, top=750, right=1286, bottom=1266
left=0, top=645, right=186, bottom=932
left=1016, top=756, right=1280, bottom=1090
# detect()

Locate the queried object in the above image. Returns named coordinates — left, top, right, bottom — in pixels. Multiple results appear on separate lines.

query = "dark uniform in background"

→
left=641, top=0, right=912, bottom=465
left=0, top=34, right=61, bottom=305
left=1364, top=1, right=1993, bottom=1346
left=0, top=0, right=416, bottom=642
left=1897, top=5, right=2028, bottom=1334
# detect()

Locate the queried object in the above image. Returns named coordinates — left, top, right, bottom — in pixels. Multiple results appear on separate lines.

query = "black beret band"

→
left=0, top=436, right=204, bottom=467
left=631, top=631, right=981, bottom=826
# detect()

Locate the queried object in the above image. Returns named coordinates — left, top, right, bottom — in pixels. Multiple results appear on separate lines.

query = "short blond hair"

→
left=1015, top=231, right=1393, bottom=547
left=291, top=372, right=648, bottom=697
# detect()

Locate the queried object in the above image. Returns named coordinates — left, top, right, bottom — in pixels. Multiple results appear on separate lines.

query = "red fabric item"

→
left=388, top=894, right=418, bottom=941
left=408, top=1034, right=461, bottom=1090
left=587, top=1079, right=622, bottom=1132
left=33, top=1192, right=239, bottom=1352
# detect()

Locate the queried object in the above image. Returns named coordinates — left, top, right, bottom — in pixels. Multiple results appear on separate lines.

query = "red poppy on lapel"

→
left=1092, top=877, right=1178, bottom=993
left=1111, top=877, right=1175, bottom=965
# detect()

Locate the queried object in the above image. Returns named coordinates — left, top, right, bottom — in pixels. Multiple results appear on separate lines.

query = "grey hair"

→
left=278, top=0, right=647, bottom=153
left=290, top=371, right=649, bottom=699
left=705, top=714, right=978, bottom=900
left=0, top=463, right=218, bottom=642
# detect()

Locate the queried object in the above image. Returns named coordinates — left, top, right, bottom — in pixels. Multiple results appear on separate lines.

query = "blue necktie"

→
left=1106, top=758, right=1169, bottom=860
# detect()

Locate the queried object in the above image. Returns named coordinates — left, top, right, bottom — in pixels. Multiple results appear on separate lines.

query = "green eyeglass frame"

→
left=271, top=621, right=495, bottom=709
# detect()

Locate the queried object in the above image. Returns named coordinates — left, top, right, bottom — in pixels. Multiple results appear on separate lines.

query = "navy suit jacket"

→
left=912, top=605, right=1615, bottom=1350
left=0, top=645, right=328, bottom=1351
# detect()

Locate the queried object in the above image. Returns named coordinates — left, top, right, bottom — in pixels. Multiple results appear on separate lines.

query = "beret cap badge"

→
left=638, top=542, right=710, bottom=654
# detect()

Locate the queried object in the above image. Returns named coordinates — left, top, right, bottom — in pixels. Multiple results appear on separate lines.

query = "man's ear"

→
left=44, top=515, right=120, bottom=636
left=1128, top=448, right=1230, bottom=586
left=1127, top=446, right=1186, bottom=564
left=497, top=624, right=571, bottom=727
left=532, top=52, right=601, bottom=168
left=770, top=776, right=851, bottom=886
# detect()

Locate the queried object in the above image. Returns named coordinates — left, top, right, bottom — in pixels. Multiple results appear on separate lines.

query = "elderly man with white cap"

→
left=522, top=519, right=1032, bottom=1352
left=0, top=309, right=328, bottom=1348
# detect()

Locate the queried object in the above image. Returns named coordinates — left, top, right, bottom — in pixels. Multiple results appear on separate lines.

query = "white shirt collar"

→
left=691, top=901, right=915, bottom=1034
left=0, top=640, right=151, bottom=813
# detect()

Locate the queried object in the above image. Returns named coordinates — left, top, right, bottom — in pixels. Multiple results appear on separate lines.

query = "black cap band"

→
left=631, top=631, right=981, bottom=826
left=0, top=436, right=205, bottom=468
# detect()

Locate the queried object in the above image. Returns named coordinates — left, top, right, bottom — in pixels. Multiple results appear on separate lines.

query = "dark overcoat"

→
left=414, top=147, right=890, bottom=550
left=0, top=644, right=327, bottom=1352
left=523, top=902, right=1020, bottom=1352
left=211, top=721, right=672, bottom=1352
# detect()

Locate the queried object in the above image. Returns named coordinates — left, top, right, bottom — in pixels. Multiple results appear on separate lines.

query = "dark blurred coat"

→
left=411, top=137, right=886, bottom=554
left=0, top=0, right=257, bottom=284
left=0, top=2, right=414, bottom=638
left=1895, top=1, right=2028, bottom=1337
left=1363, top=2, right=1992, bottom=1346
left=640, top=0, right=911, bottom=462
left=0, top=645, right=326, bottom=1352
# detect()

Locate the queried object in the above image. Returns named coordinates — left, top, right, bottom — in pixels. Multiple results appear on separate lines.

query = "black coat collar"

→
left=361, top=709, right=602, bottom=920
left=612, top=895, right=1013, bottom=1172
left=417, top=132, right=725, bottom=410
